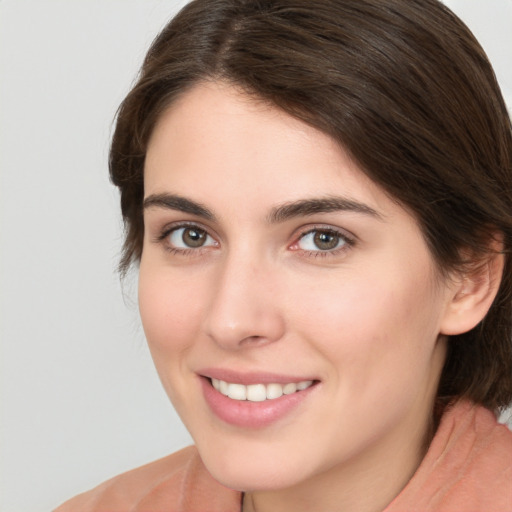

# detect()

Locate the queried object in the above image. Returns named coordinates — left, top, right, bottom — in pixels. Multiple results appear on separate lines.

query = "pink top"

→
left=55, top=401, right=512, bottom=511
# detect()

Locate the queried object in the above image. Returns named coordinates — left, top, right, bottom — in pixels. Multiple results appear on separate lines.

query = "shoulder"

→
left=386, top=400, right=512, bottom=511
left=54, top=445, right=241, bottom=512
left=436, top=400, right=512, bottom=468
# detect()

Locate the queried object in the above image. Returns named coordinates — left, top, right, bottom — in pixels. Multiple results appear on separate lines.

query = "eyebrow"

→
left=143, top=193, right=216, bottom=220
left=143, top=193, right=383, bottom=223
left=267, top=196, right=383, bottom=223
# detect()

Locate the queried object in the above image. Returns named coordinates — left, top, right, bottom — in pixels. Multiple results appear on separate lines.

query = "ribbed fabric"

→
left=384, top=401, right=512, bottom=511
left=55, top=400, right=512, bottom=512
left=54, top=446, right=241, bottom=512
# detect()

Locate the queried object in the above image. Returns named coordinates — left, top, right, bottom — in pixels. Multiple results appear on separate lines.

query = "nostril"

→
left=239, top=335, right=270, bottom=347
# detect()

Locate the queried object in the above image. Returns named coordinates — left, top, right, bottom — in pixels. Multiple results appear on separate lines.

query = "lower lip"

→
left=200, top=377, right=317, bottom=428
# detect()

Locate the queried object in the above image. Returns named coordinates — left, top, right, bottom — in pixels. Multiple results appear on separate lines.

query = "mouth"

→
left=210, top=377, right=315, bottom=402
left=199, top=373, right=320, bottom=428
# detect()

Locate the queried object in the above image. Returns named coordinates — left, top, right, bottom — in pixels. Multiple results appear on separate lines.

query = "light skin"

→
left=139, top=81, right=501, bottom=512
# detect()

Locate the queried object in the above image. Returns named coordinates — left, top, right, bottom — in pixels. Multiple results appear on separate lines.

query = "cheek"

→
left=138, top=265, right=204, bottom=358
left=290, top=262, right=442, bottom=386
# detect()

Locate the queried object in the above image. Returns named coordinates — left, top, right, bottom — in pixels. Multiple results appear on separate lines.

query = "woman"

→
left=56, top=0, right=512, bottom=510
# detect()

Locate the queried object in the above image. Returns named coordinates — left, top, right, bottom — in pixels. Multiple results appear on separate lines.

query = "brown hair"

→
left=110, top=0, right=512, bottom=412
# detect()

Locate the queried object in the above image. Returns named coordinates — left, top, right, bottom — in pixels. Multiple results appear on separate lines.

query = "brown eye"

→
left=168, top=226, right=215, bottom=249
left=297, top=229, right=347, bottom=252
left=182, top=227, right=207, bottom=247
left=313, top=231, right=340, bottom=250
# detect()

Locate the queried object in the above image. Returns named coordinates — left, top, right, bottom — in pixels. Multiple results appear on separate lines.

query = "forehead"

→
left=145, top=81, right=392, bottom=212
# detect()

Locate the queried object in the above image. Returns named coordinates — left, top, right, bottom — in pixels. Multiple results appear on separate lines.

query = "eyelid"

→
left=152, top=220, right=355, bottom=258
left=289, top=224, right=356, bottom=254
left=154, top=221, right=219, bottom=253
left=155, top=220, right=214, bottom=240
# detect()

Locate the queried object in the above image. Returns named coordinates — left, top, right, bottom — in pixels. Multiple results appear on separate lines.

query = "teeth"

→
left=297, top=381, right=312, bottom=391
left=228, top=383, right=247, bottom=400
left=266, top=383, right=283, bottom=399
left=219, top=379, right=229, bottom=395
left=283, top=383, right=297, bottom=395
left=211, top=378, right=313, bottom=401
left=247, top=384, right=267, bottom=402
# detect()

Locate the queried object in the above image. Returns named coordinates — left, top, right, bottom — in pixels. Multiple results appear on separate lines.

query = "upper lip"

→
left=198, top=368, right=318, bottom=385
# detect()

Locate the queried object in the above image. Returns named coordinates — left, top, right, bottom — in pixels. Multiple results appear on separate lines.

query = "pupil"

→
left=314, top=231, right=339, bottom=250
left=183, top=228, right=206, bottom=248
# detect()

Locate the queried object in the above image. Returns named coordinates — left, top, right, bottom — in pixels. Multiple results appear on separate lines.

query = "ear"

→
left=440, top=241, right=504, bottom=336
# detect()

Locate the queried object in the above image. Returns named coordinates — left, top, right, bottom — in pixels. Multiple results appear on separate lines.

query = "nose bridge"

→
left=204, top=245, right=285, bottom=349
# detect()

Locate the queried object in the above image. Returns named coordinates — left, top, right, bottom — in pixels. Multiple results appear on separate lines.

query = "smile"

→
left=201, top=375, right=319, bottom=428
left=211, top=378, right=314, bottom=402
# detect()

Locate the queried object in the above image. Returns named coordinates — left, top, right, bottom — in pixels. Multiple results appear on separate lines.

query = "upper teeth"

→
left=211, top=378, right=314, bottom=402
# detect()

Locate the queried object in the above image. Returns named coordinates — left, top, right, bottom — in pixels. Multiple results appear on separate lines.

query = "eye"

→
left=167, top=226, right=216, bottom=249
left=297, top=229, right=348, bottom=252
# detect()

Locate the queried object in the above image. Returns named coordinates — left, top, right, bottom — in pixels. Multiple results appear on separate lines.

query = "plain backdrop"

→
left=0, top=1, right=511, bottom=511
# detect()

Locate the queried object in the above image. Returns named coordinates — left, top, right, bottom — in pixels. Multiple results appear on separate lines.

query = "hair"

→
left=109, top=0, right=512, bottom=412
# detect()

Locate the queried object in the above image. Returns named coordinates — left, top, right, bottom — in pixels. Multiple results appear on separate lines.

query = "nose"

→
left=203, top=251, right=286, bottom=350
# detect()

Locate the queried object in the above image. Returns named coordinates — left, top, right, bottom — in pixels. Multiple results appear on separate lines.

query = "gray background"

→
left=1, top=1, right=511, bottom=511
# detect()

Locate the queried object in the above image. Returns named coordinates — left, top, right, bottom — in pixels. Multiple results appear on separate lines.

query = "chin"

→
left=207, top=461, right=305, bottom=493
left=196, top=438, right=315, bottom=492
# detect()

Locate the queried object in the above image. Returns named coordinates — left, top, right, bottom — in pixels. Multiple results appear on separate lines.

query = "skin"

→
left=139, top=81, right=473, bottom=512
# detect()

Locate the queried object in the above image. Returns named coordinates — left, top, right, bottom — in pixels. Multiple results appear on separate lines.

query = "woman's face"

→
left=139, top=81, right=454, bottom=492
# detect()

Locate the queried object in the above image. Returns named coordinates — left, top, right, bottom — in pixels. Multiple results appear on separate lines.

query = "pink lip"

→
left=199, top=375, right=318, bottom=429
left=199, top=367, right=317, bottom=385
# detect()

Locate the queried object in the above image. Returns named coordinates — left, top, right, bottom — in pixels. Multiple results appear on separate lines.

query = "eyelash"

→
left=154, top=222, right=355, bottom=259
left=292, top=226, right=355, bottom=258
left=155, top=222, right=216, bottom=256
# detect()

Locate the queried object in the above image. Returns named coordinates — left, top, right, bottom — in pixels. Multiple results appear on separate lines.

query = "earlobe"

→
left=440, top=248, right=504, bottom=336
